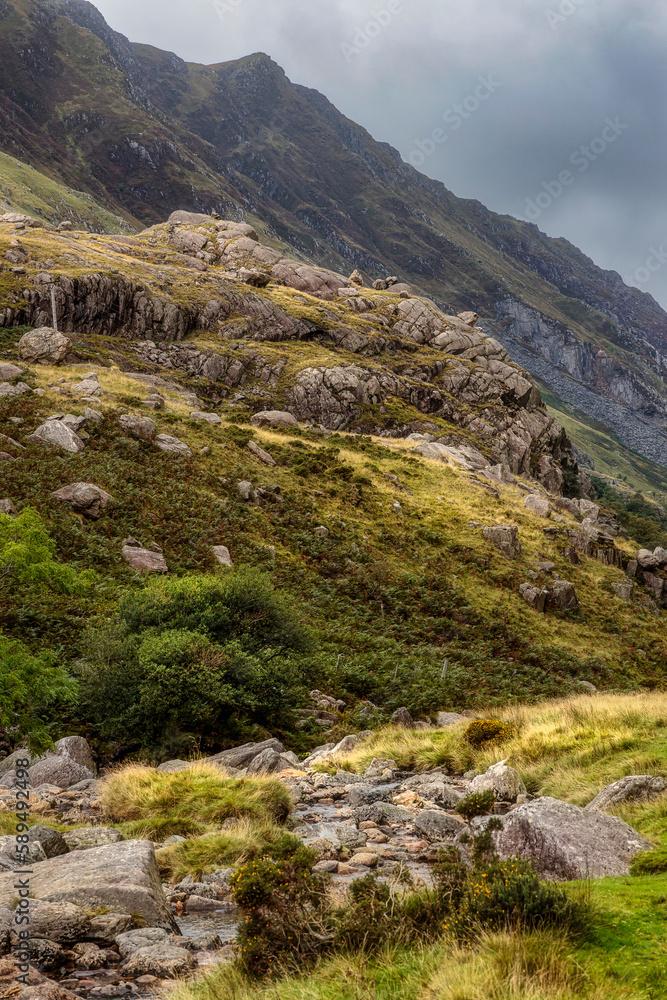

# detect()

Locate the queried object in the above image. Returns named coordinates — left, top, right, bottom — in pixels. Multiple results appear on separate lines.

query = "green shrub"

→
left=0, top=633, right=76, bottom=749
left=231, top=845, right=330, bottom=977
left=0, top=507, right=94, bottom=595
left=465, top=719, right=515, bottom=748
left=77, top=569, right=317, bottom=752
left=630, top=847, right=667, bottom=876
left=456, top=789, right=496, bottom=820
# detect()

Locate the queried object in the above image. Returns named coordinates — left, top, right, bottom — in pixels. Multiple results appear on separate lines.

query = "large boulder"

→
left=28, top=420, right=85, bottom=454
left=18, top=328, right=71, bottom=364
left=413, top=810, right=466, bottom=843
left=51, top=483, right=113, bottom=519
left=116, top=927, right=169, bottom=959
left=62, top=827, right=123, bottom=852
left=468, top=761, right=527, bottom=802
left=546, top=581, right=580, bottom=612
left=27, top=826, right=69, bottom=859
left=28, top=736, right=96, bottom=790
left=0, top=364, right=23, bottom=380
left=0, top=836, right=46, bottom=870
left=0, top=840, right=178, bottom=931
left=492, top=797, right=652, bottom=880
left=119, top=414, right=157, bottom=441
left=524, top=494, right=551, bottom=518
left=205, top=739, right=285, bottom=770
left=585, top=776, right=667, bottom=813
left=250, top=410, right=298, bottom=429
left=122, top=538, right=168, bottom=574
left=155, top=433, right=192, bottom=457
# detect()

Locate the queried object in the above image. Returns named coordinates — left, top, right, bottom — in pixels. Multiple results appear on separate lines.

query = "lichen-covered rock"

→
left=28, top=420, right=85, bottom=454
left=492, top=797, right=652, bottom=880
left=119, top=414, right=156, bottom=441
left=468, top=761, right=527, bottom=802
left=18, top=327, right=71, bottom=364
left=251, top=410, right=298, bottom=429
left=155, top=433, right=192, bottom=456
left=120, top=943, right=196, bottom=978
left=483, top=524, right=522, bottom=559
left=122, top=538, right=168, bottom=574
left=51, top=483, right=113, bottom=519
left=63, top=827, right=123, bottom=852
left=413, top=810, right=466, bottom=843
left=585, top=776, right=667, bottom=813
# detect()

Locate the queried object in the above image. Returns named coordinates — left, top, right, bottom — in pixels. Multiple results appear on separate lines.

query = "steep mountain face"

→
left=0, top=0, right=666, bottom=469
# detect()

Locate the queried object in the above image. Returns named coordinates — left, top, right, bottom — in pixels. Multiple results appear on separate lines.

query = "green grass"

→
left=100, top=763, right=293, bottom=838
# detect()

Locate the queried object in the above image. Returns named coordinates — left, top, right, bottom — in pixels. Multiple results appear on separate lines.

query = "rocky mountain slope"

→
left=0, top=0, right=665, bottom=469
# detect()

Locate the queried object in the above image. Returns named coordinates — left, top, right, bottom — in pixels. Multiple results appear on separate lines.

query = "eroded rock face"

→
left=492, top=797, right=652, bottom=880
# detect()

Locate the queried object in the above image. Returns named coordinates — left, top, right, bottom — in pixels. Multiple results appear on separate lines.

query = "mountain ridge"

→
left=0, top=0, right=665, bottom=472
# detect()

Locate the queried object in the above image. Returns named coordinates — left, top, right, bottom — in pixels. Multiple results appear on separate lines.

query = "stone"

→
left=519, top=583, right=548, bottom=613
left=248, top=440, right=276, bottom=466
left=296, top=822, right=367, bottom=852
left=0, top=500, right=18, bottom=518
left=0, top=364, right=23, bottom=380
left=28, top=737, right=96, bottom=790
left=119, top=414, right=156, bottom=441
left=205, top=739, right=285, bottom=771
left=87, top=913, right=135, bottom=946
left=524, top=495, right=551, bottom=518
left=72, top=374, right=102, bottom=397
left=535, top=562, right=556, bottom=573
left=17, top=901, right=91, bottom=944
left=483, top=525, right=522, bottom=559
left=312, top=860, right=338, bottom=873
left=653, top=547, right=667, bottom=567
left=28, top=826, right=69, bottom=859
left=390, top=707, right=414, bottom=728
left=29, top=938, right=68, bottom=971
left=155, top=434, right=192, bottom=457
left=171, top=230, right=208, bottom=254
left=144, top=393, right=165, bottom=410
left=190, top=411, right=222, bottom=424
left=63, top=827, right=123, bottom=852
left=51, top=483, right=113, bottom=520
left=0, top=836, right=46, bottom=870
left=237, top=268, right=271, bottom=287
left=468, top=761, right=526, bottom=802
left=28, top=421, right=85, bottom=454
left=167, top=211, right=211, bottom=226
left=0, top=841, right=177, bottom=931
left=115, top=928, right=169, bottom=959
left=70, top=941, right=108, bottom=969
left=575, top=680, right=598, bottom=694
left=585, top=776, right=667, bottom=813
left=611, top=582, right=633, bottom=602
left=347, top=786, right=392, bottom=807
left=0, top=382, right=30, bottom=398
left=121, top=944, right=197, bottom=978
left=349, top=852, right=378, bottom=867
left=246, top=748, right=286, bottom=775
left=372, top=279, right=388, bottom=290
left=122, top=541, right=168, bottom=574
left=413, top=811, right=466, bottom=843
left=547, top=581, right=579, bottom=612
left=492, top=796, right=652, bottom=880
left=212, top=545, right=233, bottom=568
left=251, top=410, right=298, bottom=429
left=436, top=712, right=465, bottom=727
left=236, top=480, right=254, bottom=500
left=348, top=269, right=365, bottom=286
left=457, top=311, right=479, bottom=327
left=18, top=328, right=71, bottom=364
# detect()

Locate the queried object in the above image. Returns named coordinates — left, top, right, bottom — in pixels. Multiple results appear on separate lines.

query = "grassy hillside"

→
left=0, top=151, right=133, bottom=232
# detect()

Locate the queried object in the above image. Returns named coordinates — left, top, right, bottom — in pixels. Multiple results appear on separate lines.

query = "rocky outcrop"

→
left=585, top=776, right=667, bottom=812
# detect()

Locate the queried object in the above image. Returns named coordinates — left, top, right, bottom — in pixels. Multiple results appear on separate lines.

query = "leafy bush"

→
left=77, top=570, right=317, bottom=752
left=456, top=789, right=496, bottom=820
left=231, top=846, right=330, bottom=977
left=0, top=634, right=76, bottom=749
left=0, top=508, right=94, bottom=595
left=465, top=720, right=515, bottom=748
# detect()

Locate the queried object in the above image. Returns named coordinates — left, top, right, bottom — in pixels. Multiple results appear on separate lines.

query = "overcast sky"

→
left=94, top=0, right=667, bottom=311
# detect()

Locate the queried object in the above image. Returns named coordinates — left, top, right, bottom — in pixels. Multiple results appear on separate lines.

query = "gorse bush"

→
left=465, top=719, right=515, bottom=747
left=77, top=569, right=317, bottom=753
left=228, top=825, right=589, bottom=980
left=456, top=789, right=496, bottom=820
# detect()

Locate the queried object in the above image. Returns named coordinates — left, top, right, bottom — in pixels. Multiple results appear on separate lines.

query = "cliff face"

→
left=0, top=0, right=665, bottom=469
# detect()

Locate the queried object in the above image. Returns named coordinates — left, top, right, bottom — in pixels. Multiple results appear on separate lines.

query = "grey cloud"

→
left=94, top=0, right=667, bottom=307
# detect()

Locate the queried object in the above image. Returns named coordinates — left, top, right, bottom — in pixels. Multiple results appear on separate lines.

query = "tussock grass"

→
left=100, top=762, right=292, bottom=839
left=156, top=822, right=299, bottom=882
left=337, top=692, right=667, bottom=806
